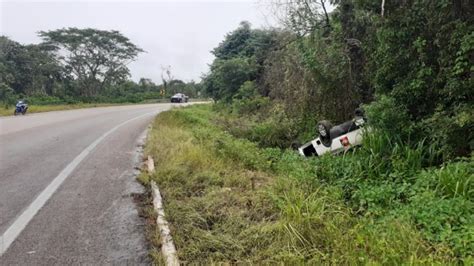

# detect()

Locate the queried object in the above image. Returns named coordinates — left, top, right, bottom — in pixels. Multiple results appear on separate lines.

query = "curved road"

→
left=0, top=103, right=187, bottom=264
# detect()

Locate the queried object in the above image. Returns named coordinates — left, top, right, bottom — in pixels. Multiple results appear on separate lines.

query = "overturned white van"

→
left=299, top=109, right=367, bottom=157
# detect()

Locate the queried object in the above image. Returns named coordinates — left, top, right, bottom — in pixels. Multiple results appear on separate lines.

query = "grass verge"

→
left=0, top=98, right=206, bottom=116
left=140, top=104, right=473, bottom=264
left=0, top=103, right=124, bottom=116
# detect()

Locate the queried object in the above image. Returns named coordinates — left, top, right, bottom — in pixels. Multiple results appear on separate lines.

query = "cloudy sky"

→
left=0, top=0, right=278, bottom=83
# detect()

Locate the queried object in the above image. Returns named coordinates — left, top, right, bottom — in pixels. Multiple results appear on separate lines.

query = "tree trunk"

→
left=381, top=0, right=385, bottom=17
left=320, top=0, right=331, bottom=28
left=452, top=0, right=462, bottom=18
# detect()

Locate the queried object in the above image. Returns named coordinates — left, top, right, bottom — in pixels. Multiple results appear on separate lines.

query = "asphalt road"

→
left=0, top=103, right=187, bottom=265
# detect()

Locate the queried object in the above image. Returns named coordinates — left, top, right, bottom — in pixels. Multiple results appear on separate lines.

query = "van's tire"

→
left=354, top=108, right=365, bottom=118
left=290, top=140, right=301, bottom=150
left=317, top=120, right=332, bottom=147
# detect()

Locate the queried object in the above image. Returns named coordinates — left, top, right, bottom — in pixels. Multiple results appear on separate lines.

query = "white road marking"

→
left=0, top=111, right=157, bottom=256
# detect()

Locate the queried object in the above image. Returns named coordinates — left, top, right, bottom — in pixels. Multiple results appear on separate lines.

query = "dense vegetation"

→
left=0, top=28, right=202, bottom=108
left=143, top=105, right=472, bottom=263
left=141, top=0, right=473, bottom=263
left=202, top=0, right=473, bottom=159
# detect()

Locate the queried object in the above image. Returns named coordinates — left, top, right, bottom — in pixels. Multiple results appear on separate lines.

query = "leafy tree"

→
left=203, top=57, right=257, bottom=102
left=0, top=83, right=16, bottom=107
left=233, top=80, right=259, bottom=100
left=39, top=28, right=144, bottom=97
left=213, top=21, right=253, bottom=60
left=271, top=0, right=333, bottom=36
left=363, top=0, right=474, bottom=156
left=0, top=36, right=64, bottom=97
left=212, top=21, right=277, bottom=72
left=204, top=22, right=277, bottom=101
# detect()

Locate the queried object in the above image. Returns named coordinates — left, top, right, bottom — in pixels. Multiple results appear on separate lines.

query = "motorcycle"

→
left=14, top=101, right=28, bottom=115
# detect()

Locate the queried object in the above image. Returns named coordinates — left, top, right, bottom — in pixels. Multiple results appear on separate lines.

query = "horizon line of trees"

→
left=0, top=28, right=204, bottom=106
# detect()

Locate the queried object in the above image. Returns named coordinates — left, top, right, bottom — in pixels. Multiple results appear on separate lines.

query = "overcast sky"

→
left=0, top=0, right=278, bottom=83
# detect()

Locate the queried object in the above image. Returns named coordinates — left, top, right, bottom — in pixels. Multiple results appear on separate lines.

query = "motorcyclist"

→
left=14, top=99, right=28, bottom=115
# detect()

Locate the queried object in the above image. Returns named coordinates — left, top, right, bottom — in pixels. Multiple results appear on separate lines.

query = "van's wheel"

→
left=317, top=120, right=332, bottom=147
left=290, top=140, right=301, bottom=150
left=354, top=108, right=365, bottom=118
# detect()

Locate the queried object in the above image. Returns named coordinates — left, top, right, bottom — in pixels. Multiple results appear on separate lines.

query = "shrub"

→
left=364, top=95, right=412, bottom=139
left=231, top=96, right=270, bottom=116
left=0, top=83, right=16, bottom=107
left=394, top=192, right=474, bottom=257
left=28, top=95, right=66, bottom=105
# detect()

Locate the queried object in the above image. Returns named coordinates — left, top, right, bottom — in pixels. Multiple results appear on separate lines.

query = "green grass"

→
left=0, top=103, right=122, bottom=116
left=141, top=104, right=473, bottom=264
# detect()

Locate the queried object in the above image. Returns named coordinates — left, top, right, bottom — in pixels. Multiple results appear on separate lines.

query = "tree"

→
left=270, top=0, right=334, bottom=36
left=39, top=28, right=144, bottom=97
left=203, top=57, right=257, bottom=102
left=160, top=65, right=173, bottom=97
left=212, top=21, right=253, bottom=59
left=204, top=22, right=277, bottom=101
left=0, top=83, right=16, bottom=107
left=212, top=22, right=277, bottom=65
left=138, top=78, right=156, bottom=92
left=0, top=36, right=64, bottom=97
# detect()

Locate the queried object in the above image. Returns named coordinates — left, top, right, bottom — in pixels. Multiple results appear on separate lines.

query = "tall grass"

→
left=141, top=104, right=472, bottom=264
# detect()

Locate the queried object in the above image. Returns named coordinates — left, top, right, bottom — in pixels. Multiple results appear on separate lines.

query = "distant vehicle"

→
left=170, top=93, right=189, bottom=103
left=14, top=100, right=28, bottom=115
left=298, top=108, right=367, bottom=157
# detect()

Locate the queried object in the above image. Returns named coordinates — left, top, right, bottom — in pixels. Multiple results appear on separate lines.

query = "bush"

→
left=421, top=105, right=474, bottom=159
left=0, top=83, right=16, bottom=107
left=364, top=95, right=412, bottom=139
left=231, top=96, right=270, bottom=115
left=28, top=95, right=66, bottom=105
left=245, top=108, right=297, bottom=148
left=395, top=192, right=474, bottom=257
left=215, top=101, right=299, bottom=149
left=233, top=80, right=259, bottom=100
